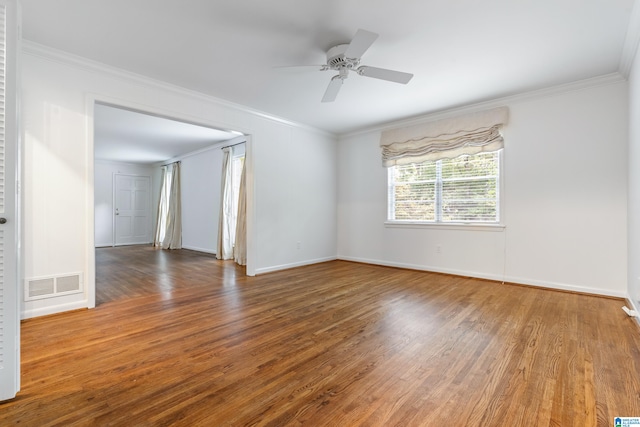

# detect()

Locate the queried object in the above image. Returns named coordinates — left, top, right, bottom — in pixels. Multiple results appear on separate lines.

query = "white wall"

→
left=253, top=126, right=338, bottom=273
left=21, top=44, right=338, bottom=318
left=94, top=160, right=159, bottom=247
left=629, top=43, right=640, bottom=311
left=180, top=147, right=223, bottom=254
left=338, top=79, right=629, bottom=297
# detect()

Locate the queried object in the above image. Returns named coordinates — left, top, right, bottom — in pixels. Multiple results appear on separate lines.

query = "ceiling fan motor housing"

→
left=326, top=44, right=360, bottom=71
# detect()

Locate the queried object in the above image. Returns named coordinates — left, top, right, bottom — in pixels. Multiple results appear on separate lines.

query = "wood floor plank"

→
left=1, top=245, right=640, bottom=426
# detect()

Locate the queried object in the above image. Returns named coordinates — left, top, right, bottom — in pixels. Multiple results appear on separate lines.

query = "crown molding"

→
left=620, top=0, right=640, bottom=77
left=21, top=40, right=627, bottom=141
left=21, top=40, right=335, bottom=138
left=340, top=72, right=627, bottom=138
left=94, top=158, right=158, bottom=168
left=158, top=135, right=247, bottom=167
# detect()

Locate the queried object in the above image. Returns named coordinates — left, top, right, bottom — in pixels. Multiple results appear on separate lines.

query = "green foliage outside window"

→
left=389, top=151, right=500, bottom=223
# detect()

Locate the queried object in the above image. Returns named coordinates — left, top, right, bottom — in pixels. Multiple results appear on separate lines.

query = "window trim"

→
left=386, top=150, right=505, bottom=228
left=384, top=221, right=505, bottom=232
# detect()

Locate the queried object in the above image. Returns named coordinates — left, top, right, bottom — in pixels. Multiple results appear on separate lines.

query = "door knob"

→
left=0, top=218, right=7, bottom=224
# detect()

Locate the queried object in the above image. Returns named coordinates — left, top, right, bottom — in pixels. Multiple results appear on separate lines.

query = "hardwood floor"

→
left=94, top=246, right=237, bottom=305
left=2, top=245, right=640, bottom=426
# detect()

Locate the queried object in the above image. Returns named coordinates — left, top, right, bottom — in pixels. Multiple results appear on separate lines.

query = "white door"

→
left=114, top=174, right=151, bottom=246
left=0, top=0, right=20, bottom=402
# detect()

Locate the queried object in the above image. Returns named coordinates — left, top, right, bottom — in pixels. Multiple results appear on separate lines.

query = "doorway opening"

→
left=91, top=101, right=253, bottom=306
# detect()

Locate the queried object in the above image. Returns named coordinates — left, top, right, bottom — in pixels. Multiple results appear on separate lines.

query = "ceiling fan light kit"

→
left=318, top=29, right=414, bottom=103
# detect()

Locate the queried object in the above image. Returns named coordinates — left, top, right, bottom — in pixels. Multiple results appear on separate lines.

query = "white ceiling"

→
left=94, top=104, right=239, bottom=164
left=22, top=0, right=638, bottom=135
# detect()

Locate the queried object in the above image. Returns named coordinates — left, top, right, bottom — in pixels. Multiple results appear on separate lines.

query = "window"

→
left=388, top=151, right=501, bottom=223
left=230, top=154, right=245, bottom=247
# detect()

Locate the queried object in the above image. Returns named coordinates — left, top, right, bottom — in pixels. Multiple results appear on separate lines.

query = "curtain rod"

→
left=221, top=141, right=245, bottom=150
left=160, top=160, right=181, bottom=167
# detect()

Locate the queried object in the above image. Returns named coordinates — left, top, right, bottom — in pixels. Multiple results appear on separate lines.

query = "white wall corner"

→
left=619, top=0, right=640, bottom=78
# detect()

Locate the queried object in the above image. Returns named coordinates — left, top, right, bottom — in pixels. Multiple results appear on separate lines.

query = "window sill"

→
left=384, top=221, right=505, bottom=232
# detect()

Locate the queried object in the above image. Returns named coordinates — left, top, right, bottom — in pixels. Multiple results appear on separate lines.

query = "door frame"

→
left=1, top=0, right=20, bottom=401
left=112, top=173, right=152, bottom=246
left=86, top=95, right=256, bottom=309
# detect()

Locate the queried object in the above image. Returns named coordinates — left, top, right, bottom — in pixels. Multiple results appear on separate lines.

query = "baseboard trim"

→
left=626, top=298, right=640, bottom=328
left=502, top=274, right=626, bottom=299
left=182, top=245, right=216, bottom=255
left=114, top=242, right=152, bottom=247
left=337, top=256, right=626, bottom=298
left=255, top=256, right=338, bottom=275
left=22, top=300, right=89, bottom=320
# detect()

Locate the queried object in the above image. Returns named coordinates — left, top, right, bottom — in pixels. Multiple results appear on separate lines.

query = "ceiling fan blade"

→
left=273, top=64, right=327, bottom=70
left=322, top=76, right=343, bottom=102
left=344, top=29, right=378, bottom=59
left=358, top=66, right=413, bottom=84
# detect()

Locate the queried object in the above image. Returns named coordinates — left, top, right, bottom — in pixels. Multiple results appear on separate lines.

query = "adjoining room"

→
left=93, top=103, right=247, bottom=304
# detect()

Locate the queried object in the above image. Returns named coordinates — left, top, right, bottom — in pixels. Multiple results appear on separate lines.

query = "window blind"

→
left=380, top=107, right=509, bottom=167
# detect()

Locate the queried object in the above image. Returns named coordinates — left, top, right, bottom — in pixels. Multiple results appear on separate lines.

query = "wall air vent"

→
left=56, top=275, right=81, bottom=293
left=25, top=273, right=83, bottom=301
left=27, top=278, right=55, bottom=298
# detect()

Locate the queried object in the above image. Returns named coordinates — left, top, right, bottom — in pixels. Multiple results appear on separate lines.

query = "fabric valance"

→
left=380, top=106, right=509, bottom=167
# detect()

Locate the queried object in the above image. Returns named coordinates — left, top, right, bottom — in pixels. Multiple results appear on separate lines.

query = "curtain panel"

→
left=216, top=147, right=235, bottom=260
left=154, top=162, right=182, bottom=250
left=380, top=107, right=509, bottom=166
left=234, top=159, right=247, bottom=266
left=153, top=166, right=168, bottom=247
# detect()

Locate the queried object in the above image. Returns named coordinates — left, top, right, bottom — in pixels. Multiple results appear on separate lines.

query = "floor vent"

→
left=25, top=273, right=83, bottom=301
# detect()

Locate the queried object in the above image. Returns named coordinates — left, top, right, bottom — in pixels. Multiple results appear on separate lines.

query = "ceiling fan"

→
left=316, top=29, right=414, bottom=102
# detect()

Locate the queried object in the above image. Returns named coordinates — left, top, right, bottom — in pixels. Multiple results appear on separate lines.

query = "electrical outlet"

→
left=297, top=241, right=301, bottom=250
left=436, top=245, right=442, bottom=254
